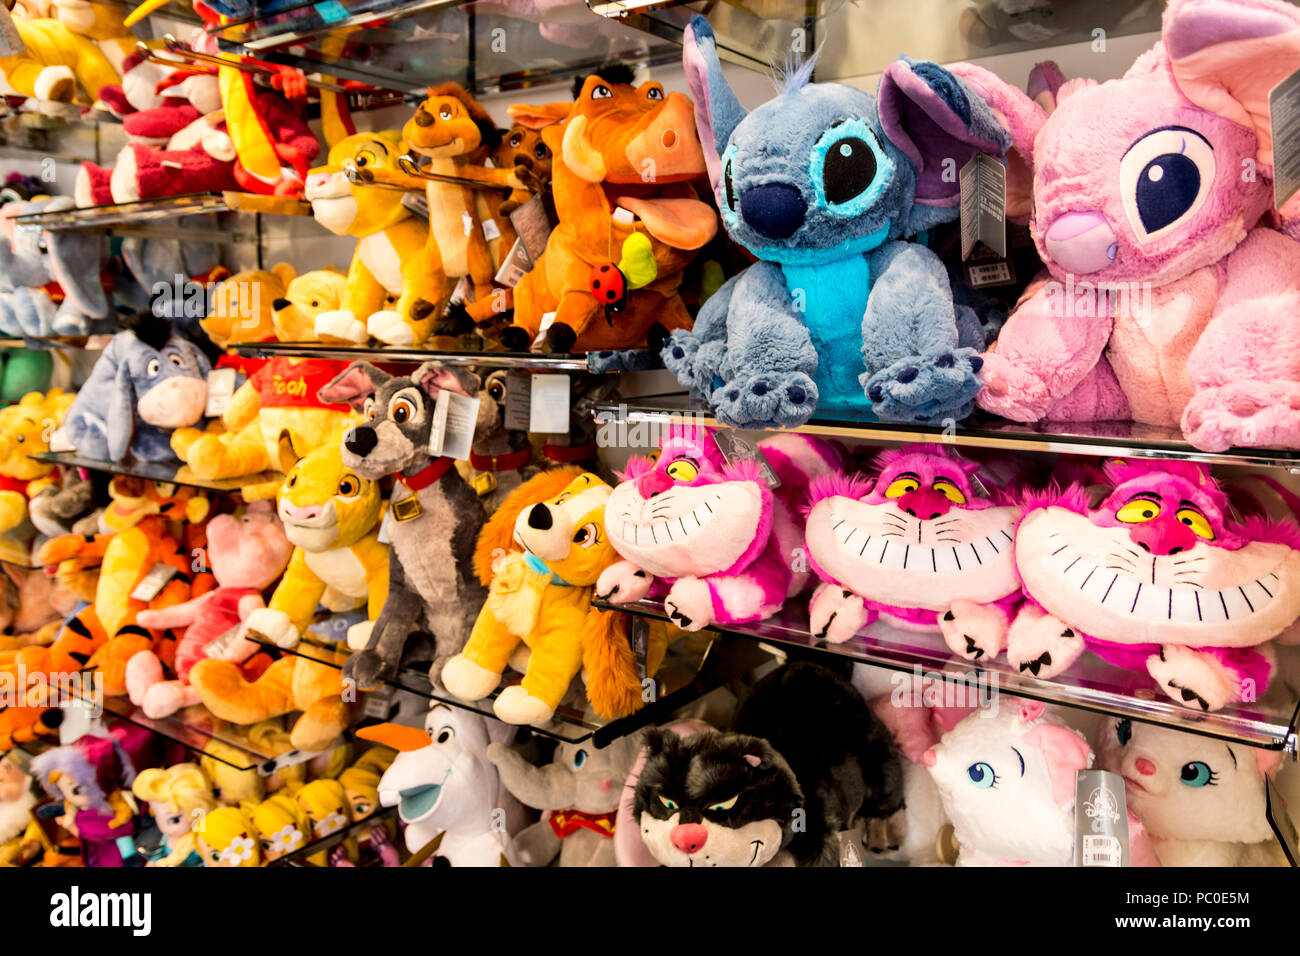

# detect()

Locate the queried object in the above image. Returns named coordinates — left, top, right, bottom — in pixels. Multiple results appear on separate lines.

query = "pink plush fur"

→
left=953, top=0, right=1300, bottom=452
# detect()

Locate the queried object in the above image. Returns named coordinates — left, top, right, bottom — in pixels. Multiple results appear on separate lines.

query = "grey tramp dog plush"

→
left=633, top=661, right=903, bottom=866
left=664, top=15, right=1010, bottom=428
left=318, top=361, right=487, bottom=691
left=54, top=311, right=210, bottom=463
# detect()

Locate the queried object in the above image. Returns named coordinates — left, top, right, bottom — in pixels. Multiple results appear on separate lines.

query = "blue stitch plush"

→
left=665, top=16, right=1010, bottom=427
left=58, top=312, right=210, bottom=464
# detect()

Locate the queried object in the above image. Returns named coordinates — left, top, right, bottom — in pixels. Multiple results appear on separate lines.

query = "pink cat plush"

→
left=954, top=0, right=1300, bottom=451
left=1008, top=459, right=1300, bottom=711
left=596, top=425, right=842, bottom=630
left=803, top=444, right=1022, bottom=649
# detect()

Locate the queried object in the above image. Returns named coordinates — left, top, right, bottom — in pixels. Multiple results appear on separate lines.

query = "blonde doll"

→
left=295, top=778, right=353, bottom=866
left=337, top=757, right=399, bottom=867
left=196, top=806, right=261, bottom=867
left=131, top=763, right=217, bottom=867
left=199, top=743, right=265, bottom=806
left=246, top=793, right=309, bottom=863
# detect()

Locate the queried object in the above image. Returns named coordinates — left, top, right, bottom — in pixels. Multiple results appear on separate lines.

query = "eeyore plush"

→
left=664, top=16, right=1010, bottom=427
left=56, top=312, right=210, bottom=463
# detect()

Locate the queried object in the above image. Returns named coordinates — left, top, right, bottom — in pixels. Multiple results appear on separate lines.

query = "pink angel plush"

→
left=126, top=505, right=292, bottom=719
left=595, top=424, right=842, bottom=631
left=1008, top=459, right=1300, bottom=712
left=803, top=444, right=1023, bottom=652
left=953, top=0, right=1300, bottom=452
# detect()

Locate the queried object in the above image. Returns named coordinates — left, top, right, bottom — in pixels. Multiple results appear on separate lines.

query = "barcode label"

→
left=1081, top=835, right=1121, bottom=867
left=967, top=261, right=1014, bottom=288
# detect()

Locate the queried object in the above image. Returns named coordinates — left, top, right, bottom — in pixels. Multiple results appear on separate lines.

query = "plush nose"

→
left=281, top=502, right=322, bottom=522
left=898, top=487, right=952, bottom=520
left=526, top=503, right=553, bottom=530
left=670, top=823, right=708, bottom=855
left=272, top=297, right=290, bottom=310
left=637, top=470, right=674, bottom=499
left=1134, top=758, right=1157, bottom=776
left=344, top=425, right=378, bottom=457
left=1129, top=516, right=1196, bottom=556
left=413, top=108, right=434, bottom=127
left=740, top=183, right=806, bottom=240
left=1043, top=211, right=1118, bottom=274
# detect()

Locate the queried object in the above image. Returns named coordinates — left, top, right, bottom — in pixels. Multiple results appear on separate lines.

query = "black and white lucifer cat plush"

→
left=318, top=360, right=488, bottom=691
left=632, top=662, right=904, bottom=867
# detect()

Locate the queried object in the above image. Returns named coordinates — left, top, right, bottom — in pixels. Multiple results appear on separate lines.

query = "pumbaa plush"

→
left=1007, top=459, right=1300, bottom=712
left=504, top=65, right=717, bottom=354
left=126, top=504, right=293, bottom=719
left=664, top=16, right=1009, bottom=428
left=958, top=0, right=1300, bottom=451
left=56, top=312, right=210, bottom=463
left=441, top=470, right=642, bottom=724
left=304, top=131, right=442, bottom=346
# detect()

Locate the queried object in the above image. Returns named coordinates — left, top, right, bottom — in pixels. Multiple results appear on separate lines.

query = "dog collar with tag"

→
left=524, top=551, right=571, bottom=586
left=392, top=457, right=453, bottom=521
left=469, top=448, right=532, bottom=473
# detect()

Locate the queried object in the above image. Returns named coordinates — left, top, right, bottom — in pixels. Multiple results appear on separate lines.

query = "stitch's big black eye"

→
left=823, top=136, right=876, bottom=205
left=723, top=160, right=736, bottom=212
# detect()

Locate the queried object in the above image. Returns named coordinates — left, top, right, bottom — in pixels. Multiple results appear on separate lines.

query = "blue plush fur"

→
left=63, top=316, right=210, bottom=463
left=666, top=16, right=1009, bottom=427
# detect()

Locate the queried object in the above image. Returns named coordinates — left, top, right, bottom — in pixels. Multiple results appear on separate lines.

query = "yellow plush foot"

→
left=440, top=654, right=500, bottom=701
left=291, top=695, right=348, bottom=751
left=493, top=685, right=555, bottom=725
left=190, top=657, right=293, bottom=724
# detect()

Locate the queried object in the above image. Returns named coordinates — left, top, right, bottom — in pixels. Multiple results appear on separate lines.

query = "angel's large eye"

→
left=1176, top=507, right=1215, bottom=540
left=811, top=118, right=891, bottom=215
left=1117, top=496, right=1161, bottom=524
left=1120, top=126, right=1215, bottom=241
left=665, top=459, right=698, bottom=482
left=884, top=476, right=919, bottom=499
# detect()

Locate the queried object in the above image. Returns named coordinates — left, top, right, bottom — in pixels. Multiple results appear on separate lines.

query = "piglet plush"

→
left=956, top=0, right=1300, bottom=451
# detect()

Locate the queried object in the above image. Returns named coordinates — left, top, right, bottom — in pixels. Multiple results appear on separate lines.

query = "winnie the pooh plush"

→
left=0, top=389, right=75, bottom=536
left=200, top=263, right=296, bottom=349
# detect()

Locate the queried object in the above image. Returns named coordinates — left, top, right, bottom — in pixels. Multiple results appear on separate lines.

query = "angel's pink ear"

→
left=1165, top=0, right=1300, bottom=170
left=946, top=62, right=1046, bottom=222
left=1024, top=724, right=1092, bottom=807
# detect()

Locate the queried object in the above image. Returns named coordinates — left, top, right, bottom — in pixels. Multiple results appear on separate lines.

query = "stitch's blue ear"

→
left=877, top=57, right=1011, bottom=234
left=683, top=15, right=747, bottom=192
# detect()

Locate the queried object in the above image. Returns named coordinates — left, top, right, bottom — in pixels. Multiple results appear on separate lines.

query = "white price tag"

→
left=376, top=509, right=393, bottom=545
left=612, top=206, right=636, bottom=224
left=528, top=374, right=570, bottom=434
left=503, top=371, right=532, bottom=432
left=59, top=703, right=102, bottom=745
left=203, top=626, right=241, bottom=660
left=428, top=389, right=480, bottom=462
left=363, top=684, right=396, bottom=719
left=1270, top=68, right=1300, bottom=209
left=481, top=218, right=501, bottom=242
left=1081, top=834, right=1122, bottom=867
left=204, top=367, right=237, bottom=418
left=531, top=311, right=557, bottom=350
left=448, top=275, right=472, bottom=307
left=959, top=152, right=1007, bottom=260
left=462, top=211, right=474, bottom=236
left=494, top=238, right=532, bottom=288
left=130, top=562, right=177, bottom=602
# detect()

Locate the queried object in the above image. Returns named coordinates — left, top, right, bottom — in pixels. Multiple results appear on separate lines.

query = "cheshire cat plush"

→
left=1004, top=459, right=1300, bottom=712
left=804, top=443, right=1022, bottom=649
left=595, top=424, right=842, bottom=631
left=662, top=15, right=1010, bottom=428
left=956, top=0, right=1300, bottom=451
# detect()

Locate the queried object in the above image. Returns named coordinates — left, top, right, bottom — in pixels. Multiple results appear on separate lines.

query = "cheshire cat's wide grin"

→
left=1017, top=508, right=1300, bottom=646
left=805, top=497, right=1020, bottom=609
left=606, top=480, right=760, bottom=578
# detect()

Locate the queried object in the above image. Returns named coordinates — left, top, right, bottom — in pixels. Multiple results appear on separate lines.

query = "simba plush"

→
left=270, top=269, right=350, bottom=343
left=239, top=434, right=388, bottom=656
left=305, top=132, right=444, bottom=346
left=441, top=470, right=641, bottom=725
left=504, top=66, right=716, bottom=354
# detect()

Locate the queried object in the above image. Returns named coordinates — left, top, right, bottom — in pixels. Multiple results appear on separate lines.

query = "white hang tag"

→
left=1074, top=769, right=1130, bottom=867
left=362, top=684, right=396, bottom=720
left=612, top=207, right=636, bottom=224
left=959, top=152, right=1007, bottom=260
left=493, top=238, right=532, bottom=288
left=376, top=508, right=393, bottom=545
left=481, top=217, right=501, bottom=242
left=59, top=702, right=102, bottom=745
left=448, top=275, right=472, bottom=307
left=130, top=562, right=178, bottom=602
left=1269, top=69, right=1300, bottom=209
left=204, top=367, right=237, bottom=418
left=531, top=311, right=557, bottom=350
left=401, top=191, right=430, bottom=222
left=203, top=625, right=241, bottom=660
left=0, top=6, right=25, bottom=57
left=428, top=389, right=480, bottom=462
left=462, top=211, right=474, bottom=236
left=503, top=371, right=532, bottom=432
left=713, top=429, right=781, bottom=489
left=528, top=374, right=570, bottom=434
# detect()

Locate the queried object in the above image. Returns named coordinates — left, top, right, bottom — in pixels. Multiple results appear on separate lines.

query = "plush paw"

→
left=507, top=645, right=531, bottom=674
left=315, top=309, right=367, bottom=344
left=1005, top=607, right=1084, bottom=679
left=974, top=351, right=1054, bottom=423
left=493, top=684, right=556, bottom=725
left=124, top=650, right=162, bottom=707
left=346, top=620, right=374, bottom=652
left=343, top=649, right=392, bottom=692
left=140, top=680, right=200, bottom=720
left=938, top=599, right=1010, bottom=662
left=1146, top=645, right=1237, bottom=712
left=368, top=310, right=415, bottom=346
left=586, top=349, right=656, bottom=373
left=710, top=371, right=818, bottom=429
left=439, top=654, right=502, bottom=701
left=663, top=577, right=715, bottom=632
left=808, top=584, right=868, bottom=644
left=864, top=347, right=983, bottom=425
left=662, top=331, right=703, bottom=386
left=595, top=560, right=653, bottom=604
left=1181, top=381, right=1300, bottom=453
left=242, top=608, right=299, bottom=649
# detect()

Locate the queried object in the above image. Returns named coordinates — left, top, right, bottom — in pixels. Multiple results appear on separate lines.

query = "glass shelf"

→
left=9, top=192, right=310, bottom=232
left=592, top=393, right=1300, bottom=471
left=253, top=630, right=770, bottom=746
left=0, top=336, right=109, bottom=351
left=232, top=340, right=606, bottom=370
left=595, top=597, right=1300, bottom=751
left=212, top=0, right=682, bottom=95
left=589, top=0, right=1165, bottom=79
left=268, top=805, right=399, bottom=867
left=89, top=694, right=290, bottom=771
left=30, top=451, right=281, bottom=495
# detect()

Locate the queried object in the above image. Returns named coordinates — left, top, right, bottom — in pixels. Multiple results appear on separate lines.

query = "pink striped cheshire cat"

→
left=1002, top=459, right=1300, bottom=712
left=803, top=444, right=1023, bottom=647
left=596, top=425, right=842, bottom=630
